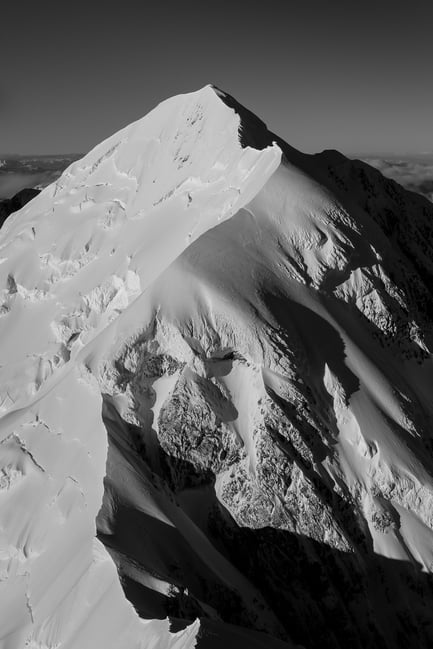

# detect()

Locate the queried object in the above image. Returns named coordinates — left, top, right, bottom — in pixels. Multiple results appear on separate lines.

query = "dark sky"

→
left=2, top=0, right=433, bottom=156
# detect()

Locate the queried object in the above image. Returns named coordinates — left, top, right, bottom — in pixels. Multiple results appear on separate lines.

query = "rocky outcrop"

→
left=96, top=120, right=433, bottom=646
left=0, top=188, right=40, bottom=228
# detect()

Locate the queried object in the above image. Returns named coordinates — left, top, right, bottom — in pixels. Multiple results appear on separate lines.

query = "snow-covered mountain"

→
left=1, top=85, right=433, bottom=649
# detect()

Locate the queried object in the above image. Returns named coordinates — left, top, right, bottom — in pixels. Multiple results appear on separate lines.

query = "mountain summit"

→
left=1, top=86, right=433, bottom=649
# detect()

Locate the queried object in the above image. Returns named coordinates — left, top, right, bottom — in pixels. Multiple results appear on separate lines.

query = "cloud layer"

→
left=363, top=155, right=433, bottom=202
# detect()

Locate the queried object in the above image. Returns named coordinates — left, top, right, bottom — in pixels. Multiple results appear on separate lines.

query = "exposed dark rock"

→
left=0, top=187, right=40, bottom=228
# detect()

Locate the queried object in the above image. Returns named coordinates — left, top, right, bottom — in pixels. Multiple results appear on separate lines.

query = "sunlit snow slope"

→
left=2, top=85, right=433, bottom=649
left=0, top=86, right=281, bottom=649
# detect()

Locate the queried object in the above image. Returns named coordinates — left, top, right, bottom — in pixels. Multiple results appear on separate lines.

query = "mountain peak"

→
left=0, top=85, right=282, bottom=649
left=2, top=88, right=433, bottom=649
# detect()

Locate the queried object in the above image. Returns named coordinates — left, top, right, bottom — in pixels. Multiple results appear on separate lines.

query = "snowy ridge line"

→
left=0, top=87, right=282, bottom=649
left=0, top=85, right=281, bottom=421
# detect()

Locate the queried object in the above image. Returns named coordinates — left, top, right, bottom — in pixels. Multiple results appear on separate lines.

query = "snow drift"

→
left=1, top=84, right=433, bottom=649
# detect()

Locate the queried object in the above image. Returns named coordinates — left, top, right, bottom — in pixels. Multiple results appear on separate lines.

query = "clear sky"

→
left=2, top=0, right=433, bottom=156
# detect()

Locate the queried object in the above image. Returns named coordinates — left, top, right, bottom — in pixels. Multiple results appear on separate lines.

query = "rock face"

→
left=1, top=86, right=433, bottom=649
left=0, top=188, right=40, bottom=228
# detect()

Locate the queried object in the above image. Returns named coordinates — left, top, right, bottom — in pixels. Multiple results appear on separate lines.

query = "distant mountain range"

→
left=0, top=154, right=82, bottom=199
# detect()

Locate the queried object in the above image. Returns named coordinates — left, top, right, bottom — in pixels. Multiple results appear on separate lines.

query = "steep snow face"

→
left=96, top=143, right=433, bottom=644
left=0, top=87, right=281, bottom=649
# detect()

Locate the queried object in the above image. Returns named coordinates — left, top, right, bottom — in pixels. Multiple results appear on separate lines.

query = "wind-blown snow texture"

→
left=1, top=85, right=433, bottom=649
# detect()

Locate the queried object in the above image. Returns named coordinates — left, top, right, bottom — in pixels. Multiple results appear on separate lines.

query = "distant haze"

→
left=0, top=155, right=81, bottom=198
left=364, top=154, right=433, bottom=202
left=2, top=1, right=433, bottom=157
